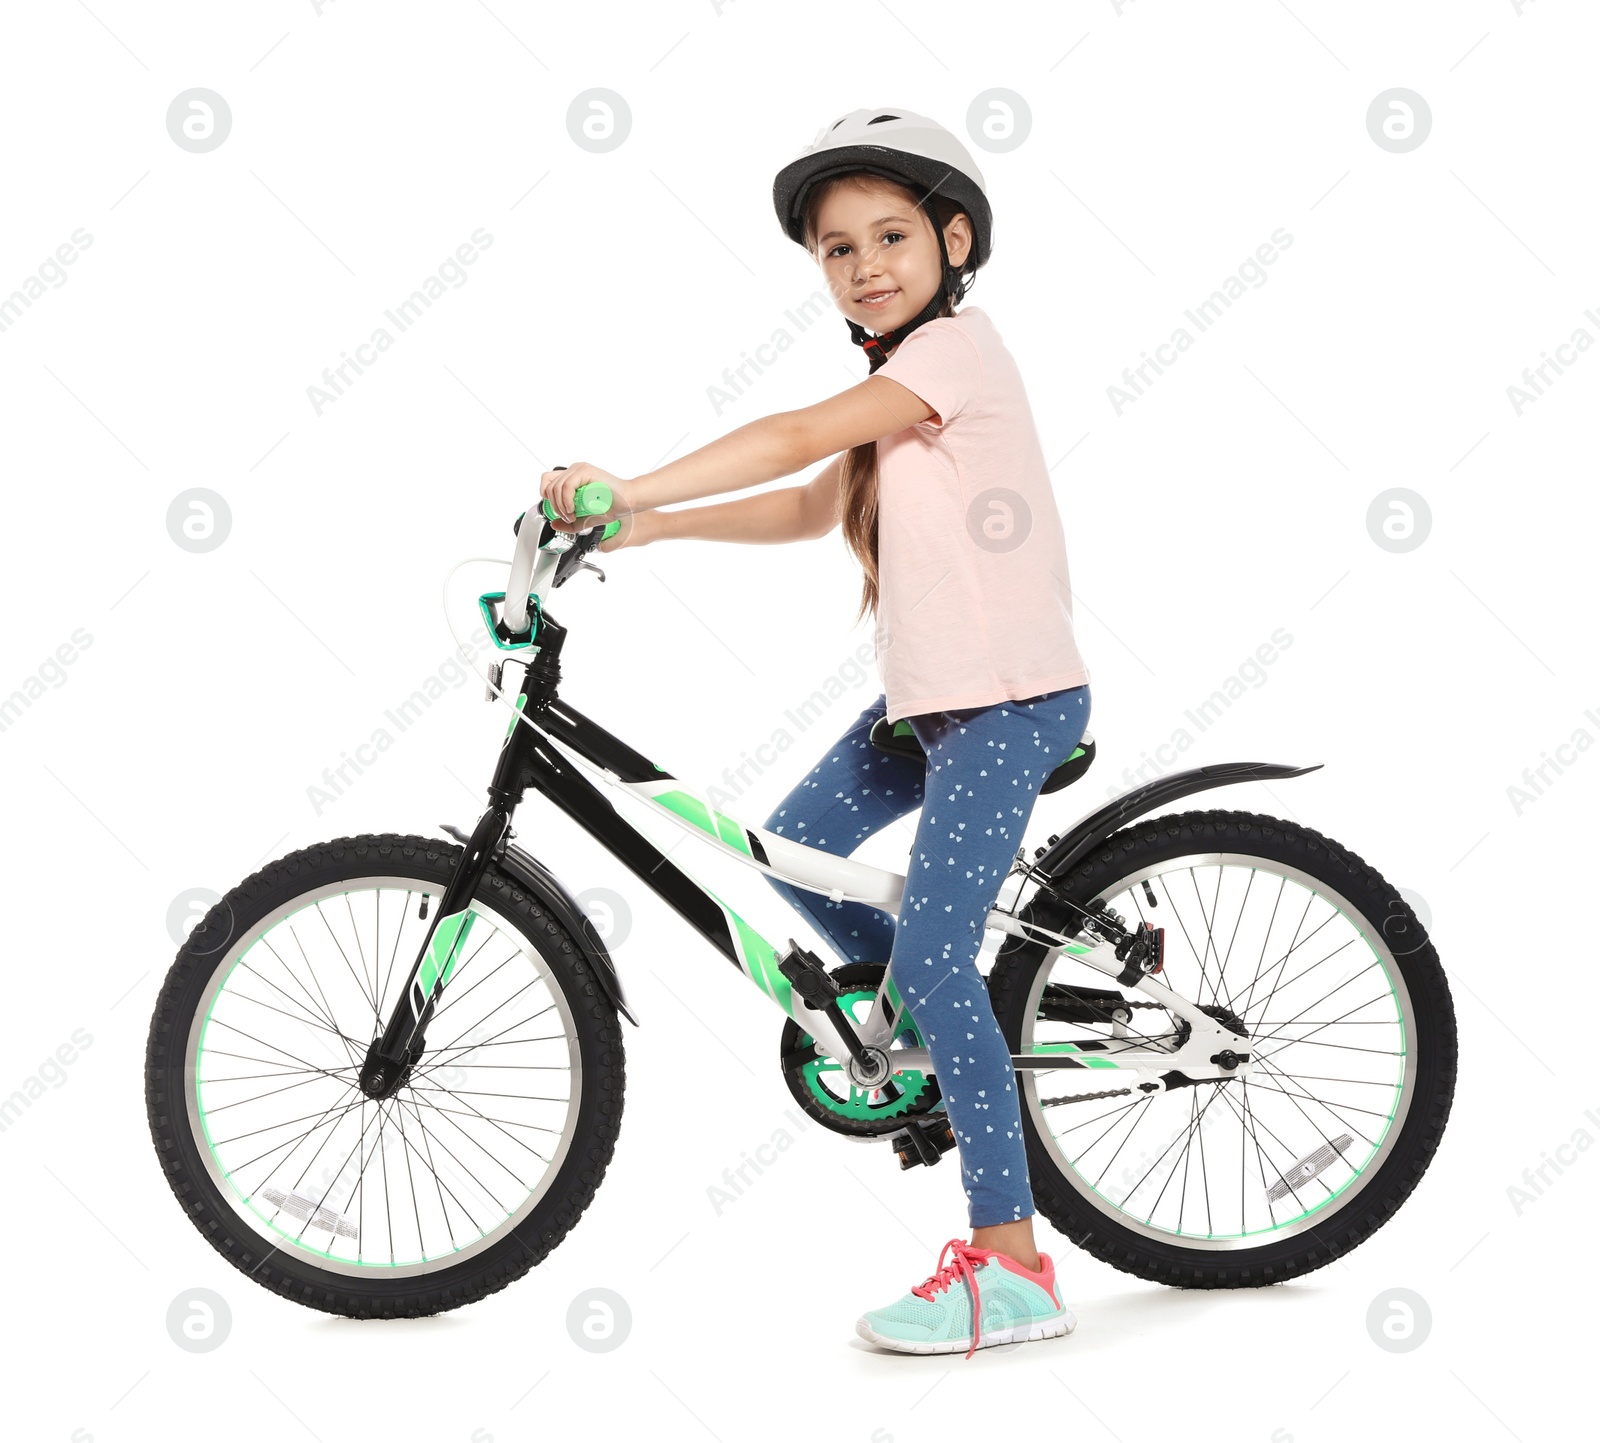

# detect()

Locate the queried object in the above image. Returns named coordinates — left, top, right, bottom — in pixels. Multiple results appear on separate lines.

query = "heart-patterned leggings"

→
left=762, top=684, right=1091, bottom=1226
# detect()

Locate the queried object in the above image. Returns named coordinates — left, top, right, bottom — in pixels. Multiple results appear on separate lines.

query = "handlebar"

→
left=502, top=473, right=620, bottom=634
left=540, top=482, right=615, bottom=530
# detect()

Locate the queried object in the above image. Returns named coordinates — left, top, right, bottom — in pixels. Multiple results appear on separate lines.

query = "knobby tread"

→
left=988, top=809, right=1456, bottom=1289
left=144, top=832, right=626, bottom=1318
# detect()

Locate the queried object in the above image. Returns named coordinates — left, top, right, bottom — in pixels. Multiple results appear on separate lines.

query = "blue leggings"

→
left=762, top=684, right=1092, bottom=1226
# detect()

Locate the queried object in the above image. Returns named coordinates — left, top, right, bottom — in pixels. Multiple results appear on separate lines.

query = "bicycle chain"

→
left=1036, top=993, right=1258, bottom=1107
left=1038, top=1084, right=1142, bottom=1106
left=1036, top=995, right=1174, bottom=1108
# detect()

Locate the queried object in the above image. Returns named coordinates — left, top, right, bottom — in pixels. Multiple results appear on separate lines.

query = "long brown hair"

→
left=801, top=174, right=976, bottom=625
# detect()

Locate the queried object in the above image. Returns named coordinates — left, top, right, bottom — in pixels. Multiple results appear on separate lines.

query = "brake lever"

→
left=551, top=524, right=611, bottom=587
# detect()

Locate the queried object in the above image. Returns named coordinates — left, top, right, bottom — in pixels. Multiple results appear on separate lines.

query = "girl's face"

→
left=810, top=179, right=972, bottom=338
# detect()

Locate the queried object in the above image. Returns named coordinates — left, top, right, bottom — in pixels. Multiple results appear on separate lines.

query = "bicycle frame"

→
left=358, top=555, right=1273, bottom=1106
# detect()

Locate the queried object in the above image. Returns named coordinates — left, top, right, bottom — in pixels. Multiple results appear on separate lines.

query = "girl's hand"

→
left=538, top=463, right=636, bottom=533
left=594, top=510, right=658, bottom=553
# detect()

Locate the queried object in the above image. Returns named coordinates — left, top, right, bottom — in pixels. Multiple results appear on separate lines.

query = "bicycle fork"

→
left=358, top=804, right=517, bottom=1100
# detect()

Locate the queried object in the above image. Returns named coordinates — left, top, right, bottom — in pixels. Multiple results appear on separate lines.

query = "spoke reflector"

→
left=1265, top=1132, right=1355, bottom=1203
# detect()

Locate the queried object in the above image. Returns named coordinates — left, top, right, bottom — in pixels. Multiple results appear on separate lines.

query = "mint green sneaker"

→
left=856, top=1238, right=1077, bottom=1358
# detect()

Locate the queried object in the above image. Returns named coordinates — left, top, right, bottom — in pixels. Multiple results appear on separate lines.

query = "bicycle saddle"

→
left=868, top=715, right=1096, bottom=795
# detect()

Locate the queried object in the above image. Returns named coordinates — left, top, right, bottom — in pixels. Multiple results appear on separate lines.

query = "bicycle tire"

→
left=145, top=832, right=625, bottom=1317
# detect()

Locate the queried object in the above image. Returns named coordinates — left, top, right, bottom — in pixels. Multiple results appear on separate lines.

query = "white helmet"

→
left=772, top=107, right=992, bottom=369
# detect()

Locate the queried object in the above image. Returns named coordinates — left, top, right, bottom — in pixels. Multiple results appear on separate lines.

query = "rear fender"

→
left=1039, top=760, right=1324, bottom=880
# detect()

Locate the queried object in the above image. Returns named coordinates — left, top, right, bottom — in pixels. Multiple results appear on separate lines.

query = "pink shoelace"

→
left=910, top=1238, right=998, bottom=1360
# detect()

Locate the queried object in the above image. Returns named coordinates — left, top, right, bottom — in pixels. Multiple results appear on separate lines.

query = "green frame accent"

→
left=1029, top=1040, right=1121, bottom=1069
left=654, top=789, right=752, bottom=857
left=418, top=908, right=476, bottom=996
left=478, top=591, right=539, bottom=651
left=725, top=904, right=792, bottom=1012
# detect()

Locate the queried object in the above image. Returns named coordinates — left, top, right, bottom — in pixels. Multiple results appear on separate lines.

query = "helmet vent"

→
left=868, top=114, right=900, bottom=124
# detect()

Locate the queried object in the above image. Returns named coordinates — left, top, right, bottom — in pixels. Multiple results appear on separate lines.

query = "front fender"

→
left=442, top=824, right=639, bottom=1026
left=1038, top=760, right=1323, bottom=879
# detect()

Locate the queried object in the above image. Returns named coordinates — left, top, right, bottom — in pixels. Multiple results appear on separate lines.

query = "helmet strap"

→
left=847, top=196, right=961, bottom=374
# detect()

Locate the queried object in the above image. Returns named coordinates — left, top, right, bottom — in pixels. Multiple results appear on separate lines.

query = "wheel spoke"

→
left=1250, top=1051, right=1385, bottom=1145
left=403, top=1083, right=543, bottom=1186
left=1209, top=867, right=1255, bottom=1012
left=222, top=987, right=363, bottom=1048
left=236, top=957, right=348, bottom=1039
left=287, top=923, right=366, bottom=1072
left=1250, top=978, right=1392, bottom=1052
left=203, top=1016, right=347, bottom=1074
left=315, top=900, right=378, bottom=1018
left=203, top=1068, right=355, bottom=1116
left=391, top=1089, right=498, bottom=1238
left=233, top=1086, right=364, bottom=1183
left=1240, top=931, right=1357, bottom=1025
left=375, top=890, right=412, bottom=1040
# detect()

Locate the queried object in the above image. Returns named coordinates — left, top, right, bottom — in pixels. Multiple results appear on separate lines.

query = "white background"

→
left=1, top=2, right=1593, bottom=1440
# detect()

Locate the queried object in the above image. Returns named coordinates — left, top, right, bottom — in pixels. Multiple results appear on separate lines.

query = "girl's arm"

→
left=647, top=455, right=843, bottom=546
left=634, top=376, right=930, bottom=510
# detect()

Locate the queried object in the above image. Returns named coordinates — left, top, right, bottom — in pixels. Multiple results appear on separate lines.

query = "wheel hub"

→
left=359, top=1037, right=426, bottom=1101
left=1171, top=1001, right=1250, bottom=1053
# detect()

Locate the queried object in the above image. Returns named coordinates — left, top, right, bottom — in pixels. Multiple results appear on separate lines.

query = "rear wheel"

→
left=988, top=809, right=1455, bottom=1287
left=145, top=832, right=625, bottom=1317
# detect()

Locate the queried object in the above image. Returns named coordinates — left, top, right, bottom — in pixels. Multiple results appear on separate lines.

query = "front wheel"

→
left=145, top=832, right=626, bottom=1317
left=988, top=809, right=1456, bottom=1287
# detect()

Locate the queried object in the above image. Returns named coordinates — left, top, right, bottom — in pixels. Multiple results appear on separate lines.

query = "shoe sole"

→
left=855, top=1310, right=1077, bottom=1355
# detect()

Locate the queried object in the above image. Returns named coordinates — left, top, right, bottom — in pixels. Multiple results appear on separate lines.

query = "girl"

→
left=539, top=107, right=1091, bottom=1357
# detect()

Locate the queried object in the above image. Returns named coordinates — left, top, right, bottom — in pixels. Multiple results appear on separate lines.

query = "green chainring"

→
left=786, top=968, right=941, bottom=1131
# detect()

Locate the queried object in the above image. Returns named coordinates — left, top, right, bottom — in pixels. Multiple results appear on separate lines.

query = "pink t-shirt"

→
left=870, top=306, right=1090, bottom=725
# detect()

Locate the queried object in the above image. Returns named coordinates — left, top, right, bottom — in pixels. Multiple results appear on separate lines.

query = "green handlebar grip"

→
left=542, top=481, right=614, bottom=522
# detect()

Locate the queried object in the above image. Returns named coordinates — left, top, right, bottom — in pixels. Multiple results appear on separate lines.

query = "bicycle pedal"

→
left=775, top=938, right=842, bottom=1010
left=890, top=1114, right=956, bottom=1170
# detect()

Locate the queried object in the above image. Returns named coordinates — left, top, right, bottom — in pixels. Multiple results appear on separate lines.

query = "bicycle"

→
left=145, top=480, right=1458, bottom=1316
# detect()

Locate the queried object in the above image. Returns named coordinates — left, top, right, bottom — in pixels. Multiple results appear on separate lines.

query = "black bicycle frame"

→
left=358, top=590, right=1324, bottom=1101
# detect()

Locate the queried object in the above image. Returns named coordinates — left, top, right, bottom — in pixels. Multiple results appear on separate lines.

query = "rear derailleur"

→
left=1078, top=897, right=1165, bottom=985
